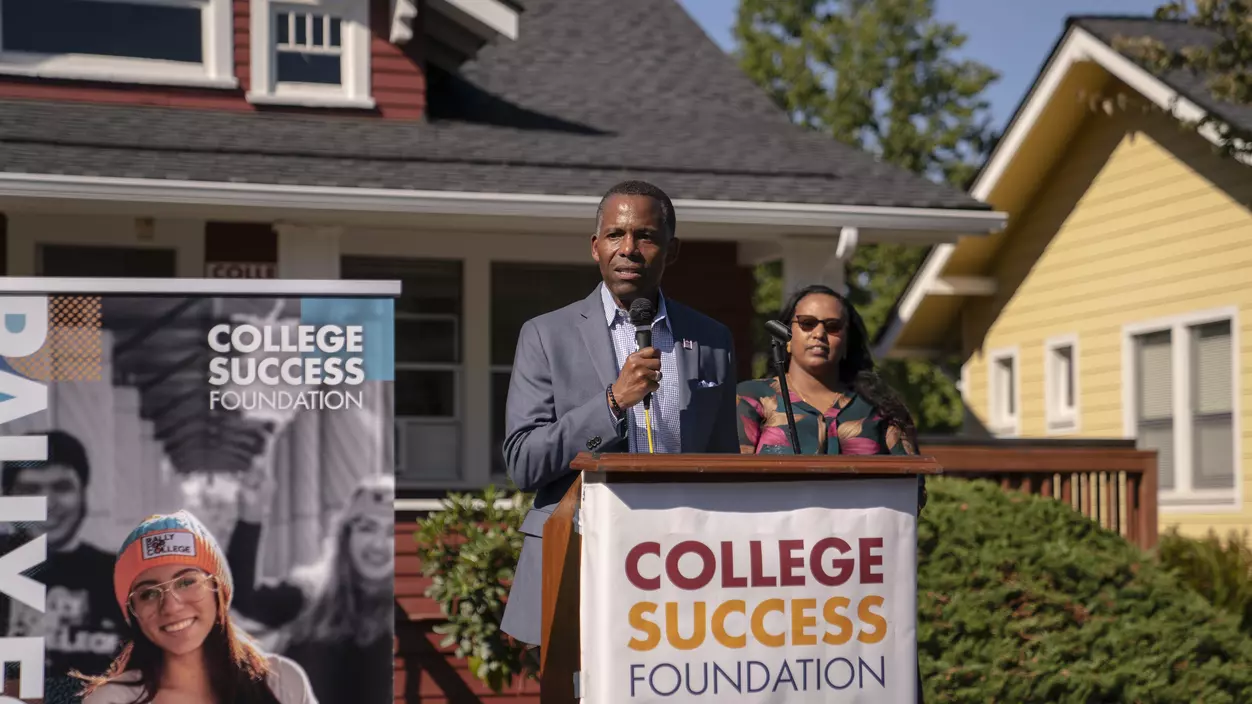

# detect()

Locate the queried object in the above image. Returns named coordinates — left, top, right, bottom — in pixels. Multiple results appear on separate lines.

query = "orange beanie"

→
left=112, top=510, right=232, bottom=624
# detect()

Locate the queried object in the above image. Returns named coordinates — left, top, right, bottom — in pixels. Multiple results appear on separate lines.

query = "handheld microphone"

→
left=628, top=298, right=656, bottom=411
left=764, top=319, right=801, bottom=454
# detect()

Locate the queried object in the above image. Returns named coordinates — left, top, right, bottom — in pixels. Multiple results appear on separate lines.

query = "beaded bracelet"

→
left=606, top=384, right=624, bottom=419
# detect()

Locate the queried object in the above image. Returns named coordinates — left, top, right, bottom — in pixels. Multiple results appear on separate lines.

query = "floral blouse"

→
left=735, top=377, right=916, bottom=456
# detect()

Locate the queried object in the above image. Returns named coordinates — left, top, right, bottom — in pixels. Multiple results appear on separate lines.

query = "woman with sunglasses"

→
left=737, top=284, right=921, bottom=459
left=76, top=510, right=317, bottom=704
left=736, top=284, right=928, bottom=702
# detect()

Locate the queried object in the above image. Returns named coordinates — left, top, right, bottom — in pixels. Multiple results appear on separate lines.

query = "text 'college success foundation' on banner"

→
left=580, top=479, right=919, bottom=704
left=0, top=282, right=397, bottom=704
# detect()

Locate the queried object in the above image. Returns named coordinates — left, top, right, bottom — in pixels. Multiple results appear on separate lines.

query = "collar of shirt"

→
left=600, top=281, right=670, bottom=330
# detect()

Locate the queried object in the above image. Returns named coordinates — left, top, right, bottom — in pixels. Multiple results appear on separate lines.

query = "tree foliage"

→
left=1112, top=0, right=1252, bottom=159
left=1156, top=526, right=1252, bottom=633
left=734, top=0, right=999, bottom=432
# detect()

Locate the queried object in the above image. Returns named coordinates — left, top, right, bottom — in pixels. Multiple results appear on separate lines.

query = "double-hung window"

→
left=341, top=256, right=462, bottom=487
left=249, top=0, right=372, bottom=108
left=1126, top=309, right=1238, bottom=507
left=987, top=347, right=1020, bottom=436
left=1045, top=334, right=1079, bottom=433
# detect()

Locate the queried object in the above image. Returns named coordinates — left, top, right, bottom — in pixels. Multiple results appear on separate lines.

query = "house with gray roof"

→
left=0, top=0, right=1003, bottom=499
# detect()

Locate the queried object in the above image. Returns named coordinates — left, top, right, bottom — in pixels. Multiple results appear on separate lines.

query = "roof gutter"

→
left=0, top=172, right=1007, bottom=233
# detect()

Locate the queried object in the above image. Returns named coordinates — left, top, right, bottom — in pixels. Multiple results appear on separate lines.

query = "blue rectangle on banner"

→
left=299, top=297, right=394, bottom=381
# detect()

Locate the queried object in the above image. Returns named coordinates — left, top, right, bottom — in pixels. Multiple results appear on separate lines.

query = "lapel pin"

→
left=682, top=339, right=694, bottom=349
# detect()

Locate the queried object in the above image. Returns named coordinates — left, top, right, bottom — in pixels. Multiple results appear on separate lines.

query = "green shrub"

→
left=415, top=478, right=1252, bottom=701
left=919, top=477, right=1252, bottom=702
left=412, top=484, right=539, bottom=692
left=1156, top=527, right=1252, bottom=633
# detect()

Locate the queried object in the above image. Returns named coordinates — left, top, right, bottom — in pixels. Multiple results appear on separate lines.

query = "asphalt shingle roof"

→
left=0, top=0, right=990, bottom=210
left=1074, top=16, right=1252, bottom=135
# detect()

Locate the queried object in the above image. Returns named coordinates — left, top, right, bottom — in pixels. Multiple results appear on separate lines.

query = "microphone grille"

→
left=628, top=297, right=656, bottom=326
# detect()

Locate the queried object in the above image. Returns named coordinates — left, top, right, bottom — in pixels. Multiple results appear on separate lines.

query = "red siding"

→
left=234, top=0, right=251, bottom=92
left=370, top=0, right=426, bottom=119
left=395, top=522, right=541, bottom=703
left=0, top=0, right=425, bottom=120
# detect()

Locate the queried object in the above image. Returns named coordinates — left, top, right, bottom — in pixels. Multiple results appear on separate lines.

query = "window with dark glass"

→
left=275, top=9, right=341, bottom=85
left=1, top=0, right=202, bottom=63
left=1135, top=330, right=1174, bottom=491
left=40, top=245, right=176, bottom=278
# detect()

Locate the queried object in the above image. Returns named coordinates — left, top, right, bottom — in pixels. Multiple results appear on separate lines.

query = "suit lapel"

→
left=666, top=301, right=700, bottom=452
left=579, top=287, right=618, bottom=389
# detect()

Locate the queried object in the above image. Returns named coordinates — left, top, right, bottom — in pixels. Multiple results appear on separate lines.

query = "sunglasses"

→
left=793, top=315, right=846, bottom=334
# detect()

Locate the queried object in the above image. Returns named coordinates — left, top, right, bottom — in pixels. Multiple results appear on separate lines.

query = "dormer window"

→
left=0, top=0, right=235, bottom=87
left=248, top=0, right=373, bottom=109
left=276, top=11, right=342, bottom=85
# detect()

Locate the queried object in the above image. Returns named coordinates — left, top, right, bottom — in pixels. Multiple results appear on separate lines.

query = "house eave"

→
left=875, top=22, right=1251, bottom=361
left=0, top=171, right=1007, bottom=234
left=392, top=0, right=519, bottom=47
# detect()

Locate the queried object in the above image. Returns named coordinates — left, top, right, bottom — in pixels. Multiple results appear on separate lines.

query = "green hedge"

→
left=416, top=478, right=1252, bottom=700
left=920, top=478, right=1252, bottom=702
left=1156, top=526, right=1252, bottom=634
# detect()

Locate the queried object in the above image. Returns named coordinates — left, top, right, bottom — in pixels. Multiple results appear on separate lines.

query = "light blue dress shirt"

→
left=600, top=282, right=681, bottom=453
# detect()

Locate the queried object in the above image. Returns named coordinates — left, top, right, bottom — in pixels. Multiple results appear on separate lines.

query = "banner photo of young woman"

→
left=0, top=279, right=399, bottom=704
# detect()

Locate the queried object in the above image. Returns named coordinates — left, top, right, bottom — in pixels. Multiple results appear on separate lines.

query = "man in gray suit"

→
left=500, top=180, right=739, bottom=647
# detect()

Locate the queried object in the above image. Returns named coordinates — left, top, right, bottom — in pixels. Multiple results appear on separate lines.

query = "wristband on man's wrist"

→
left=607, top=384, right=624, bottom=419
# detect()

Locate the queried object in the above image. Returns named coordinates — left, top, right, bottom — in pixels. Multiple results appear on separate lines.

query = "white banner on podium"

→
left=580, top=478, right=918, bottom=703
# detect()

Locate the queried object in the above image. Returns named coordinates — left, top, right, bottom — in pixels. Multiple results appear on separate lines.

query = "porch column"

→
left=275, top=224, right=342, bottom=279
left=780, top=227, right=859, bottom=300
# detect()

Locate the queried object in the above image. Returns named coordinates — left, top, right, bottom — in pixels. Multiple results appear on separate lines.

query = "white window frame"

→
left=394, top=309, right=462, bottom=482
left=0, top=0, right=236, bottom=88
left=249, top=0, right=373, bottom=109
left=987, top=346, right=1020, bottom=437
left=1122, top=307, right=1241, bottom=511
left=1044, top=333, right=1080, bottom=435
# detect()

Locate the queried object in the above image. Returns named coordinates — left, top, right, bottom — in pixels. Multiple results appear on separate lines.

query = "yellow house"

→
left=875, top=15, right=1252, bottom=539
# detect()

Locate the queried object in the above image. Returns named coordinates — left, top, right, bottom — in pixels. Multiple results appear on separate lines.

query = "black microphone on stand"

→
left=764, top=319, right=802, bottom=454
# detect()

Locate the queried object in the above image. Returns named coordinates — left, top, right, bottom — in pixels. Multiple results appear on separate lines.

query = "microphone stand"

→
left=769, top=337, right=802, bottom=455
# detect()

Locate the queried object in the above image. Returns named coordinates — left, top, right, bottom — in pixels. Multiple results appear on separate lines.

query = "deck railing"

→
left=919, top=437, right=1159, bottom=550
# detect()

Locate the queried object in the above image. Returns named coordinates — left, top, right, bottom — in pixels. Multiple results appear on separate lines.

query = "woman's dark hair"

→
left=779, top=284, right=917, bottom=441
left=75, top=586, right=281, bottom=704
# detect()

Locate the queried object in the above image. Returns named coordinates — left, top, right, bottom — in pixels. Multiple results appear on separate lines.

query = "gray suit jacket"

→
left=499, top=286, right=739, bottom=645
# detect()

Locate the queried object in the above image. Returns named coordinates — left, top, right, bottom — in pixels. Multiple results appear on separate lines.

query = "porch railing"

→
left=919, top=437, right=1159, bottom=550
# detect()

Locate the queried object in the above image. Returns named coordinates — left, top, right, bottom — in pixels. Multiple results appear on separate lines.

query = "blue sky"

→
left=677, top=0, right=1163, bottom=131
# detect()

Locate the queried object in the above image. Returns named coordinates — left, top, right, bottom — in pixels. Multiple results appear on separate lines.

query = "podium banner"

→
left=0, top=281, right=397, bottom=704
left=580, top=478, right=918, bottom=703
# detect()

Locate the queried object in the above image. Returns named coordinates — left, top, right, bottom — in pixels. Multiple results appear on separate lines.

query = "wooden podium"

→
left=538, top=452, right=942, bottom=703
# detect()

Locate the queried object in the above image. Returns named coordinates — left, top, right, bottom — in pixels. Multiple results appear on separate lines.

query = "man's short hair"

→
left=1, top=430, right=91, bottom=494
left=596, top=180, right=677, bottom=237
